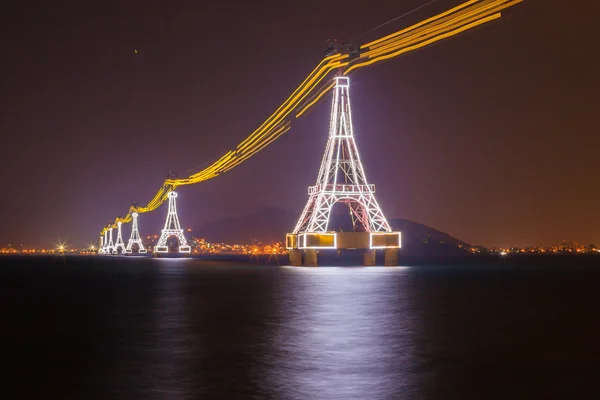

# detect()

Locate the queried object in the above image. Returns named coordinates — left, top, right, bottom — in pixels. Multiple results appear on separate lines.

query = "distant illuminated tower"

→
left=125, top=213, right=147, bottom=254
left=99, top=235, right=105, bottom=254
left=287, top=76, right=400, bottom=266
left=113, top=221, right=126, bottom=254
left=106, top=227, right=115, bottom=254
left=155, top=192, right=191, bottom=253
left=101, top=230, right=109, bottom=254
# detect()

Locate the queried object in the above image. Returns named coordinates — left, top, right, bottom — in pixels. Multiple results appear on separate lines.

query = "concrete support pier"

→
left=363, top=249, right=376, bottom=266
left=289, top=249, right=302, bottom=266
left=384, top=248, right=398, bottom=266
left=286, top=232, right=400, bottom=267
left=303, top=249, right=318, bottom=267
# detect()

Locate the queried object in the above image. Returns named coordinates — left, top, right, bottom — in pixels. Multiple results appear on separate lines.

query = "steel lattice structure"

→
left=293, top=76, right=392, bottom=234
left=100, top=231, right=108, bottom=254
left=105, top=227, right=115, bottom=254
left=125, top=212, right=147, bottom=254
left=155, top=192, right=191, bottom=253
left=99, top=235, right=105, bottom=254
left=113, top=221, right=126, bottom=254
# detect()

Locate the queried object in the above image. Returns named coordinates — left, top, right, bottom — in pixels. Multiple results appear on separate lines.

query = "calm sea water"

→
left=1, top=256, right=600, bottom=399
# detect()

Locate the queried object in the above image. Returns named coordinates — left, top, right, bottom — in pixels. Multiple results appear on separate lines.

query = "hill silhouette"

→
left=198, top=206, right=470, bottom=256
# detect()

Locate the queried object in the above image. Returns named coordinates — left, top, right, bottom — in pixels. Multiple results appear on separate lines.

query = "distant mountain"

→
left=197, top=206, right=470, bottom=256
left=387, top=218, right=470, bottom=257
left=198, top=207, right=297, bottom=244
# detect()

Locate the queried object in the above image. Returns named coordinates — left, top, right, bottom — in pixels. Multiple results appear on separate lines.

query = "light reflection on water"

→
left=142, top=261, right=420, bottom=399
left=4, top=257, right=600, bottom=399
left=266, top=266, right=419, bottom=399
left=150, top=260, right=196, bottom=400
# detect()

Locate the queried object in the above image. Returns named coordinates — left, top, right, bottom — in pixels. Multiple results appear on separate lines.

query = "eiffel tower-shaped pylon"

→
left=155, top=191, right=191, bottom=254
left=125, top=212, right=147, bottom=254
left=113, top=221, right=126, bottom=254
left=100, top=230, right=108, bottom=254
left=287, top=76, right=400, bottom=259
left=105, top=227, right=115, bottom=254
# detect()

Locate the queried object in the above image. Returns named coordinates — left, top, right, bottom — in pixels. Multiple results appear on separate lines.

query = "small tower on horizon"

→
left=113, top=221, right=126, bottom=254
left=101, top=230, right=109, bottom=254
left=155, top=191, right=191, bottom=254
left=105, top=227, right=115, bottom=254
left=125, top=212, right=147, bottom=254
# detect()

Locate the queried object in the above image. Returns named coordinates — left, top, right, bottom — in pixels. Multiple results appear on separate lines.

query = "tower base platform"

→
left=286, top=231, right=401, bottom=267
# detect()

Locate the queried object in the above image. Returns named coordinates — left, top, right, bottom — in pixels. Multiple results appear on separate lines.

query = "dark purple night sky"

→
left=1, top=0, right=598, bottom=248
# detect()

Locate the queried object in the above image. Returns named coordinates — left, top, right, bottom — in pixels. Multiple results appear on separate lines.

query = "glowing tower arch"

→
left=105, top=227, right=115, bottom=254
left=112, top=221, right=126, bottom=254
left=287, top=76, right=400, bottom=266
left=155, top=191, right=191, bottom=254
left=125, top=212, right=147, bottom=254
left=101, top=230, right=109, bottom=254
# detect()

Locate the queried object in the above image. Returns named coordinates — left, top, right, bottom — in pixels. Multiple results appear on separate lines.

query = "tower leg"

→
left=363, top=249, right=376, bottom=266
left=384, top=248, right=398, bottom=266
left=303, top=249, right=318, bottom=267
left=289, top=249, right=302, bottom=266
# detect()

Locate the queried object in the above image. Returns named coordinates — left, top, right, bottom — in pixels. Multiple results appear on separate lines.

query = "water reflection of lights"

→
left=266, top=266, right=419, bottom=398
left=149, top=259, right=196, bottom=398
left=280, top=265, right=411, bottom=273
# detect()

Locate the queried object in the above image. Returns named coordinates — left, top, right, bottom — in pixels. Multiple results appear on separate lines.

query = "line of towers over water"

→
left=98, top=76, right=400, bottom=264
left=99, top=192, right=189, bottom=255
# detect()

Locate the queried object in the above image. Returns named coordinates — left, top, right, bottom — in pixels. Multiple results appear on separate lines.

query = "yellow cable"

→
left=100, top=1, right=522, bottom=235
left=296, top=82, right=336, bottom=118
left=345, top=13, right=502, bottom=75
left=365, top=0, right=501, bottom=57
left=362, top=0, right=482, bottom=49
left=237, top=54, right=346, bottom=149
left=236, top=59, right=346, bottom=153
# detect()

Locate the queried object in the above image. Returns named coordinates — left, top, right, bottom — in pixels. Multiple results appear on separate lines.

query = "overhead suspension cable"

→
left=101, top=0, right=523, bottom=235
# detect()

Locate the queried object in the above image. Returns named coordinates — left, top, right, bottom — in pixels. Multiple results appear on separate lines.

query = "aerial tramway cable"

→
left=100, top=0, right=523, bottom=234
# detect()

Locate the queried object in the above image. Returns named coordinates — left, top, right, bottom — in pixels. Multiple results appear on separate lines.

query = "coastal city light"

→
left=49, top=240, right=69, bottom=253
left=1, top=240, right=598, bottom=257
left=0, top=237, right=288, bottom=256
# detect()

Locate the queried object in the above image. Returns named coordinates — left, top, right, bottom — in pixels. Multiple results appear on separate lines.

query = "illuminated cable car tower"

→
left=155, top=192, right=191, bottom=254
left=287, top=76, right=400, bottom=266
left=113, top=221, right=126, bottom=254
left=105, top=227, right=115, bottom=255
left=125, top=212, right=147, bottom=254
left=101, top=230, right=109, bottom=254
